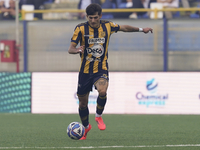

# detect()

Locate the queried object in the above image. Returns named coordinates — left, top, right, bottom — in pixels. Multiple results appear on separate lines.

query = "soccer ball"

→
left=67, top=122, right=85, bottom=140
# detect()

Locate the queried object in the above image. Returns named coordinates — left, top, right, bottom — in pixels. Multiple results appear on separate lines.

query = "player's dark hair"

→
left=86, top=3, right=102, bottom=16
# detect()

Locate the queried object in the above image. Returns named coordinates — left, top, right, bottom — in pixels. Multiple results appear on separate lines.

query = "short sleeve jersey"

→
left=71, top=20, right=120, bottom=74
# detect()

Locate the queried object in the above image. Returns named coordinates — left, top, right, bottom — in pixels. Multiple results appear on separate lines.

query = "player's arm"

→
left=119, top=25, right=153, bottom=34
left=68, top=42, right=85, bottom=54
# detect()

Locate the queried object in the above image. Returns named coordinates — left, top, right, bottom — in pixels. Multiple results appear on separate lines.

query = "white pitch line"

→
left=1, top=144, right=200, bottom=149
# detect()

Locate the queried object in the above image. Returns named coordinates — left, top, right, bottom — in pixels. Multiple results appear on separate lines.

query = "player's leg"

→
left=78, top=93, right=92, bottom=140
left=94, top=77, right=109, bottom=130
left=77, top=72, right=93, bottom=140
left=95, top=78, right=108, bottom=116
left=77, top=72, right=92, bottom=128
left=78, top=93, right=89, bottom=128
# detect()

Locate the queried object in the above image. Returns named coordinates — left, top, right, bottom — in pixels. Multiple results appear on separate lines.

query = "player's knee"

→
left=79, top=101, right=87, bottom=108
left=78, top=97, right=88, bottom=108
left=98, top=89, right=107, bottom=96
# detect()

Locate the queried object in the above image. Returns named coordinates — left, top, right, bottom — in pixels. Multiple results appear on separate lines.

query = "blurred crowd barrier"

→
left=0, top=18, right=200, bottom=72
left=21, top=7, right=200, bottom=20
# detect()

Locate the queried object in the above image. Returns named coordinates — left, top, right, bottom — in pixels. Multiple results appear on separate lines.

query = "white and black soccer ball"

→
left=67, top=122, right=85, bottom=140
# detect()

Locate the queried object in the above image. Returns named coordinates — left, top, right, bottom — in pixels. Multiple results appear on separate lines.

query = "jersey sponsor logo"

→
left=84, top=34, right=93, bottom=37
left=86, top=56, right=94, bottom=62
left=86, top=56, right=101, bottom=62
left=86, top=44, right=104, bottom=58
left=88, top=38, right=105, bottom=44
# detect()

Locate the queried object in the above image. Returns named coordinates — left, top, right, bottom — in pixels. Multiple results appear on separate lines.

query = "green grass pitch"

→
left=0, top=114, right=200, bottom=150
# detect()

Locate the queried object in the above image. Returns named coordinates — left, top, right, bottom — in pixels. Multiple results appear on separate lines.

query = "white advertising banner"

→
left=32, top=72, right=200, bottom=114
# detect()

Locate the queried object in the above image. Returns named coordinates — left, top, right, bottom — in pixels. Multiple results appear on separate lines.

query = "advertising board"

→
left=32, top=72, right=200, bottom=114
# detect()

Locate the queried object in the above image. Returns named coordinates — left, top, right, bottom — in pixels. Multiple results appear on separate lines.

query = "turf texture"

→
left=0, top=114, right=200, bottom=150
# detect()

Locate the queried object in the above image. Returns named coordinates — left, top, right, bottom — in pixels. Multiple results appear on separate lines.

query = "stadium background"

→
left=1, top=2, right=200, bottom=113
left=1, top=19, right=200, bottom=72
left=1, top=2, right=200, bottom=149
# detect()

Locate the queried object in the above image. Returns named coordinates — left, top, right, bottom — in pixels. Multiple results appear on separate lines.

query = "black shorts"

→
left=77, top=70, right=109, bottom=96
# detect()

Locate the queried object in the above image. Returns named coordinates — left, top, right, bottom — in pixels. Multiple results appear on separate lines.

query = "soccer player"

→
left=68, top=3, right=153, bottom=140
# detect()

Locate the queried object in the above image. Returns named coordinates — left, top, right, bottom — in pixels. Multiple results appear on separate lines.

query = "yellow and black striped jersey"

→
left=71, top=20, right=120, bottom=74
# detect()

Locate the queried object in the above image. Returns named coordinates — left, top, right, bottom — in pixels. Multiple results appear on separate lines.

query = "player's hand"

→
left=143, top=28, right=153, bottom=34
left=77, top=45, right=85, bottom=54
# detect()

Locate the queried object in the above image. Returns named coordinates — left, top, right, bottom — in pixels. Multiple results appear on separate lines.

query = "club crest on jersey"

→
left=86, top=44, right=104, bottom=58
left=101, top=32, right=106, bottom=37
left=88, top=38, right=105, bottom=44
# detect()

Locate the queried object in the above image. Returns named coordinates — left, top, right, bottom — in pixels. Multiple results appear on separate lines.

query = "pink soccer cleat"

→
left=79, top=124, right=92, bottom=140
left=95, top=117, right=106, bottom=130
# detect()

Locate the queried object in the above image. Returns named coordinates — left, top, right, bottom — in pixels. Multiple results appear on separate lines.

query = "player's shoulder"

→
left=101, top=20, right=118, bottom=26
left=101, top=20, right=110, bottom=24
left=76, top=22, right=87, bottom=27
